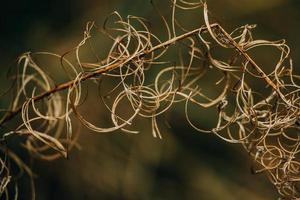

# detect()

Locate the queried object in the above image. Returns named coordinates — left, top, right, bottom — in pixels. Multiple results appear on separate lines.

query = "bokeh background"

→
left=1, top=0, right=300, bottom=199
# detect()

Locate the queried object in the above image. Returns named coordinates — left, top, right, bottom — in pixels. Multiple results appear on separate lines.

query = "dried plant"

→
left=1, top=1, right=300, bottom=199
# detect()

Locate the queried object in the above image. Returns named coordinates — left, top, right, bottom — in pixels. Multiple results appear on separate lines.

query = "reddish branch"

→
left=0, top=23, right=281, bottom=127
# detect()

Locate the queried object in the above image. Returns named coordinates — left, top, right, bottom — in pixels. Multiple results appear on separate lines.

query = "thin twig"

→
left=0, top=24, right=218, bottom=127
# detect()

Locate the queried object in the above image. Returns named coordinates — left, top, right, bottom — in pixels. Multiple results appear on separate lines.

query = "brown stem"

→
left=215, top=25, right=290, bottom=105
left=0, top=24, right=218, bottom=127
left=0, top=23, right=284, bottom=127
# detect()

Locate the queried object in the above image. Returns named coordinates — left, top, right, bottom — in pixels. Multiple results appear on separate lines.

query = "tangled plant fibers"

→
left=0, top=1, right=300, bottom=199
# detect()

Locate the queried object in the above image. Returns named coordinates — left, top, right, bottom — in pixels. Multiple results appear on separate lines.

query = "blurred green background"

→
left=1, top=0, right=300, bottom=199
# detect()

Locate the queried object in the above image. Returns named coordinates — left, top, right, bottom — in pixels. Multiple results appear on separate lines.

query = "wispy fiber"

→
left=0, top=1, right=300, bottom=199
